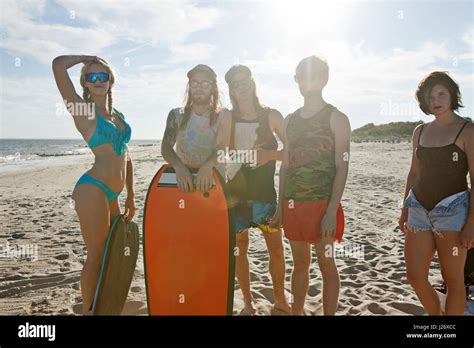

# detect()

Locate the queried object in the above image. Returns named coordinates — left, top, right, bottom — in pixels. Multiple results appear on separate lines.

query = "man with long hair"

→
left=224, top=65, right=291, bottom=315
left=161, top=64, right=231, bottom=191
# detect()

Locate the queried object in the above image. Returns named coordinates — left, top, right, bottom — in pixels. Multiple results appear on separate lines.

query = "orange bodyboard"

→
left=143, top=164, right=235, bottom=315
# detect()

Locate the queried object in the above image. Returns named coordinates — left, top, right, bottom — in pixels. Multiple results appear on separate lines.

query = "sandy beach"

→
left=0, top=142, right=447, bottom=315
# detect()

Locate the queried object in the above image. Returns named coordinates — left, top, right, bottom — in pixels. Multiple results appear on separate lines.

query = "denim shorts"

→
left=403, top=189, right=469, bottom=233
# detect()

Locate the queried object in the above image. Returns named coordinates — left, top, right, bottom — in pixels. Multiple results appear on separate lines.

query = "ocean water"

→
left=0, top=139, right=159, bottom=175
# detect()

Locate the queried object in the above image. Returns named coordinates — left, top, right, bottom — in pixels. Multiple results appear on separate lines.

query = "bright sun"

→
left=267, top=0, right=349, bottom=40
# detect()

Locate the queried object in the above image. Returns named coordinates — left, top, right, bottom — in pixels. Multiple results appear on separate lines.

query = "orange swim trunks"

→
left=283, top=200, right=345, bottom=244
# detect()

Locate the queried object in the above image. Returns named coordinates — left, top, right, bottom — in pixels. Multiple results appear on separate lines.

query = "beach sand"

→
left=0, top=142, right=445, bottom=315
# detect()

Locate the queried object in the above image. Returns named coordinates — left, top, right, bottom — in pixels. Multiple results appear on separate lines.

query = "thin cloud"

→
left=0, top=0, right=222, bottom=64
left=168, top=43, right=217, bottom=64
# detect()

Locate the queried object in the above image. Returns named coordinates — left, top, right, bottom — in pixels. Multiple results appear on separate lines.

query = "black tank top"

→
left=226, top=107, right=278, bottom=205
left=413, top=121, right=469, bottom=211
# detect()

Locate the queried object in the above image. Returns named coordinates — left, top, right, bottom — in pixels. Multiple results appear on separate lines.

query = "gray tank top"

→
left=174, top=108, right=218, bottom=164
left=173, top=108, right=225, bottom=177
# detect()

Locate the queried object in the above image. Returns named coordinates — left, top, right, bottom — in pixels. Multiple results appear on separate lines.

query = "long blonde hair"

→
left=80, top=58, right=116, bottom=114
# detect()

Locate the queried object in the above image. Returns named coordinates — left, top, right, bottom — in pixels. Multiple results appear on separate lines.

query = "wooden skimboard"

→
left=143, top=164, right=235, bottom=315
left=92, top=214, right=140, bottom=315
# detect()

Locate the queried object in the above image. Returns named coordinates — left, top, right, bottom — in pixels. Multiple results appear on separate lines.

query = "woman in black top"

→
left=399, top=71, right=474, bottom=315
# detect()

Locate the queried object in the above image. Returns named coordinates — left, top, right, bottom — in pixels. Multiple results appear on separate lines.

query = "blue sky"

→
left=0, top=0, right=472, bottom=139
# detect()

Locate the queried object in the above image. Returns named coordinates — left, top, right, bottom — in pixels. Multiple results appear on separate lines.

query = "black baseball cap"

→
left=225, top=65, right=252, bottom=83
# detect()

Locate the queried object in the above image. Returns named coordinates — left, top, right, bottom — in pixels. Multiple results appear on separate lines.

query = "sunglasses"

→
left=229, top=78, right=251, bottom=90
left=85, top=72, right=110, bottom=83
left=190, top=80, right=212, bottom=89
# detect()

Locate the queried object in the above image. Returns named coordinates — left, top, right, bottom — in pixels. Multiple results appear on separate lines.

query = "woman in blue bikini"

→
left=52, top=55, right=136, bottom=315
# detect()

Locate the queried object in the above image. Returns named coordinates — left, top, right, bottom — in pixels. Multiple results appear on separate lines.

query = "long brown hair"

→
left=80, top=58, right=116, bottom=115
left=229, top=78, right=266, bottom=115
left=180, top=80, right=221, bottom=130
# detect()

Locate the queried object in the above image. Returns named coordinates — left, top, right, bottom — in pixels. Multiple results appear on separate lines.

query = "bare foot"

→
left=273, top=301, right=292, bottom=315
left=291, top=306, right=305, bottom=316
left=239, top=303, right=256, bottom=316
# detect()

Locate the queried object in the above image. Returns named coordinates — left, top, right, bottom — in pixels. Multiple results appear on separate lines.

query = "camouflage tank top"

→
left=284, top=104, right=336, bottom=201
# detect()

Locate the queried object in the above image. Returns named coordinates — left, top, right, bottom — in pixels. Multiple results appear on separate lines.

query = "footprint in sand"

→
left=30, top=299, right=51, bottom=314
left=249, top=272, right=259, bottom=282
left=258, top=287, right=275, bottom=302
left=368, top=302, right=387, bottom=315
left=307, top=286, right=320, bottom=297
left=347, top=298, right=363, bottom=306
left=54, top=254, right=69, bottom=261
left=347, top=307, right=360, bottom=315
left=390, top=302, right=425, bottom=315
left=341, top=280, right=365, bottom=288
left=71, top=248, right=82, bottom=255
left=0, top=271, right=81, bottom=299
left=388, top=272, right=406, bottom=281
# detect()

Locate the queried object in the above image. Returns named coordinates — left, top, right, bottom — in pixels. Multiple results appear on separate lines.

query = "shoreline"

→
left=0, top=144, right=161, bottom=176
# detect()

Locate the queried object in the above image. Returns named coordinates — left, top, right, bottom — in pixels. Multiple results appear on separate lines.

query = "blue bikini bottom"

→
left=75, top=173, right=121, bottom=202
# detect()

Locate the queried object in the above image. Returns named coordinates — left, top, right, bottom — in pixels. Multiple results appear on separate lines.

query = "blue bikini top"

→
left=87, top=108, right=131, bottom=156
